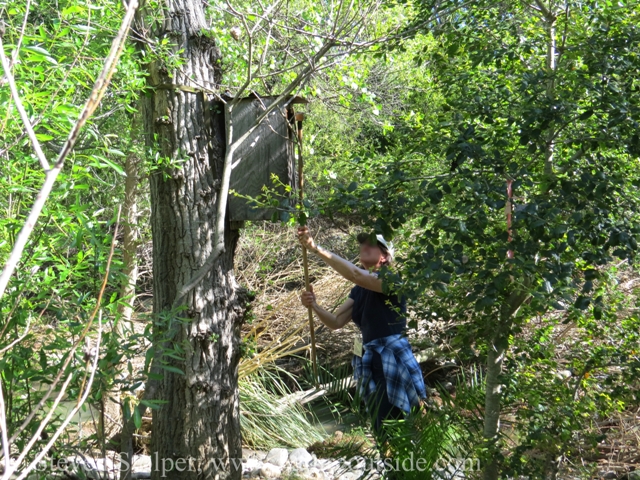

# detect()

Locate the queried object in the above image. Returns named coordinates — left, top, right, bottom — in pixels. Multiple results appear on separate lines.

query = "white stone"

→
left=264, top=447, right=289, bottom=467
left=64, top=455, right=118, bottom=480
left=302, top=467, right=326, bottom=479
left=132, top=472, right=151, bottom=479
left=260, top=462, right=282, bottom=478
left=131, top=454, right=151, bottom=473
left=338, top=473, right=357, bottom=480
left=289, top=447, right=313, bottom=466
left=242, top=458, right=261, bottom=473
left=250, top=466, right=263, bottom=478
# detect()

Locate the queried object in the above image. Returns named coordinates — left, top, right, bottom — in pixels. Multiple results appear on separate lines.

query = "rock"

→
left=260, top=463, right=282, bottom=478
left=289, top=447, right=313, bottom=467
left=131, top=454, right=151, bottom=472
left=242, top=458, right=261, bottom=473
left=338, top=473, right=358, bottom=480
left=132, top=472, right=151, bottom=479
left=602, top=472, right=617, bottom=479
left=301, top=467, right=325, bottom=479
left=264, top=447, right=289, bottom=467
left=555, top=369, right=572, bottom=380
left=64, top=455, right=118, bottom=480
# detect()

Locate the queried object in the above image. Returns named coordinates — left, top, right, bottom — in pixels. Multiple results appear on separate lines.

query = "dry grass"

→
left=236, top=220, right=364, bottom=379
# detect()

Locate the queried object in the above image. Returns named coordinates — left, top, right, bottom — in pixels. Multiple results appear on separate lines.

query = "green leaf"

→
left=579, top=109, right=594, bottom=120
left=160, top=364, right=185, bottom=375
left=91, top=155, right=126, bottom=176
left=593, top=307, right=602, bottom=320
left=574, top=296, right=590, bottom=310
left=133, top=405, right=142, bottom=430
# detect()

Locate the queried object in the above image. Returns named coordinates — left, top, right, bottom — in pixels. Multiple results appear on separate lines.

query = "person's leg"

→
left=367, top=350, right=405, bottom=446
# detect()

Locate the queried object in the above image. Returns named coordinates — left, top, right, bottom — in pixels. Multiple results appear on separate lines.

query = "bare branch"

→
left=0, top=37, right=50, bottom=171
left=13, top=312, right=103, bottom=480
left=0, top=381, right=9, bottom=480
left=532, top=0, right=554, bottom=19
left=0, top=0, right=139, bottom=301
left=10, top=0, right=32, bottom=69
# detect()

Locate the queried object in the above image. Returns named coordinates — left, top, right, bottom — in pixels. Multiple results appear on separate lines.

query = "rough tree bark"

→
left=136, top=1, right=248, bottom=478
left=482, top=287, right=530, bottom=480
left=533, top=0, right=558, bottom=179
left=482, top=332, right=507, bottom=480
left=110, top=112, right=142, bottom=480
left=99, top=115, right=141, bottom=450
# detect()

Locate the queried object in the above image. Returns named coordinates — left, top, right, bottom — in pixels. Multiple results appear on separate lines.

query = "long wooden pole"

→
left=296, top=112, right=319, bottom=386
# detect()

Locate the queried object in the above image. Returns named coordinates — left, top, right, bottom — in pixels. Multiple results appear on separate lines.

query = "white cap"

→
left=357, top=232, right=395, bottom=263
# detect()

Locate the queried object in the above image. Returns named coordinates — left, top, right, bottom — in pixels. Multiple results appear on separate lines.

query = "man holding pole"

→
left=297, top=227, right=427, bottom=447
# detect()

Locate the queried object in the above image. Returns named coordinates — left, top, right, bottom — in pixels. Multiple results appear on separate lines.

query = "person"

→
left=297, top=227, right=427, bottom=450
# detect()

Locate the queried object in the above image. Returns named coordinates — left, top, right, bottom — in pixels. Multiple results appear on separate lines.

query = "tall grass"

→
left=239, top=365, right=327, bottom=449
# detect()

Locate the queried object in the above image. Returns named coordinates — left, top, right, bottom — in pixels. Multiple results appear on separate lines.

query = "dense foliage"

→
left=1, top=0, right=640, bottom=478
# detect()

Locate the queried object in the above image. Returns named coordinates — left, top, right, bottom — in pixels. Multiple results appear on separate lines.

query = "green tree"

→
left=321, top=1, right=640, bottom=477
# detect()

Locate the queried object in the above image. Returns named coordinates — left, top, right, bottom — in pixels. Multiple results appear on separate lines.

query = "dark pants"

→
left=366, top=350, right=405, bottom=445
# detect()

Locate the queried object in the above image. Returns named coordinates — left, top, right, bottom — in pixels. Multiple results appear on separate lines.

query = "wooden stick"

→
left=296, top=112, right=319, bottom=386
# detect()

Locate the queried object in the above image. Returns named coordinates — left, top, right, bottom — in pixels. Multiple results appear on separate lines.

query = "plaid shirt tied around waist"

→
left=351, top=333, right=427, bottom=414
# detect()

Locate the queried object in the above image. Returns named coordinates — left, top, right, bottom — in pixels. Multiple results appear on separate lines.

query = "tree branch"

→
left=0, top=37, right=50, bottom=171
left=0, top=0, right=140, bottom=301
left=532, top=0, right=553, bottom=18
left=172, top=38, right=335, bottom=307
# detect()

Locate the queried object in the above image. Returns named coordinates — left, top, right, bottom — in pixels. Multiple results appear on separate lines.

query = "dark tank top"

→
left=348, top=278, right=407, bottom=344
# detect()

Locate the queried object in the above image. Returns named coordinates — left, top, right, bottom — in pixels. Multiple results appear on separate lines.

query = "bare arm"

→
left=297, top=227, right=383, bottom=293
left=301, top=285, right=353, bottom=330
left=313, top=245, right=383, bottom=293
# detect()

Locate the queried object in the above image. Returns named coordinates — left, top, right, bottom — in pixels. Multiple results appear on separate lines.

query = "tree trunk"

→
left=115, top=112, right=142, bottom=480
left=482, top=333, right=507, bottom=480
left=98, top=141, right=140, bottom=448
left=542, top=3, right=557, bottom=178
left=137, top=1, right=247, bottom=478
left=117, top=142, right=140, bottom=328
left=482, top=288, right=530, bottom=480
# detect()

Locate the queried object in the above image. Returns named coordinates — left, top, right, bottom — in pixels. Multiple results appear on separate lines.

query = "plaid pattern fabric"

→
left=351, top=333, right=427, bottom=414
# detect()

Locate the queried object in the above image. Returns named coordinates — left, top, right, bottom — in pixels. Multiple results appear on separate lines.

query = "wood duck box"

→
left=211, top=94, right=306, bottom=224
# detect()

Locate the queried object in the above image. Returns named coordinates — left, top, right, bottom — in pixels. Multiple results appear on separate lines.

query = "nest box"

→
left=213, top=94, right=307, bottom=225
